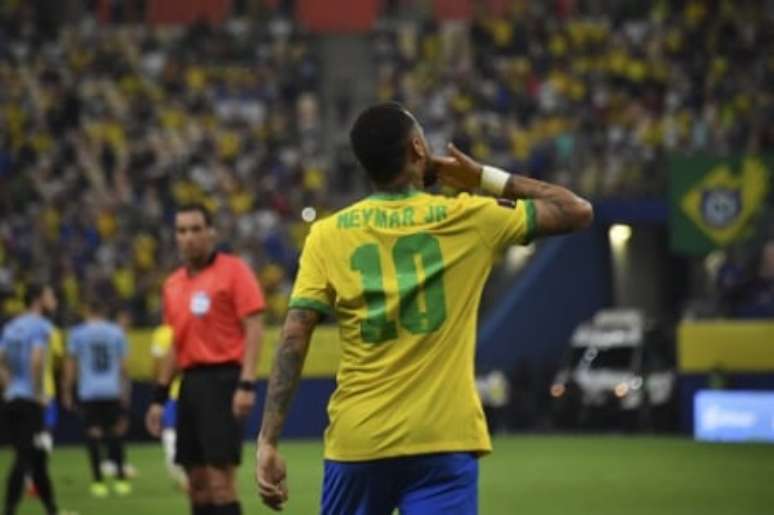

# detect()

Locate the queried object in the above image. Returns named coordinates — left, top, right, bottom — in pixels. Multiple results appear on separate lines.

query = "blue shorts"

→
left=321, top=452, right=478, bottom=515
left=44, top=401, right=58, bottom=430
left=162, top=400, right=178, bottom=429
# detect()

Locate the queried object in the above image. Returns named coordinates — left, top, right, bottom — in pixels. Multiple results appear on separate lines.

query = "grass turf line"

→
left=1, top=436, right=772, bottom=515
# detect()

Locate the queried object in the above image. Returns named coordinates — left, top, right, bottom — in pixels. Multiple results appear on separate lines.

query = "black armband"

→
left=152, top=383, right=170, bottom=405
left=237, top=380, right=256, bottom=392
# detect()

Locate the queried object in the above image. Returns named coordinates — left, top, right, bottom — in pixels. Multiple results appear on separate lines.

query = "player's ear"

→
left=409, top=135, right=426, bottom=162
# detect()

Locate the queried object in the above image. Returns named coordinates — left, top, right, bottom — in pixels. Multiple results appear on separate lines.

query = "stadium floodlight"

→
left=609, top=224, right=632, bottom=247
left=614, top=383, right=629, bottom=398
left=550, top=384, right=566, bottom=398
left=302, top=206, right=318, bottom=222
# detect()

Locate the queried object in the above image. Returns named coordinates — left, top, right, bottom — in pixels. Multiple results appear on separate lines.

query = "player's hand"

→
left=145, top=402, right=164, bottom=438
left=431, top=143, right=483, bottom=191
left=232, top=389, right=256, bottom=419
left=115, top=414, right=129, bottom=436
left=256, top=441, right=288, bottom=511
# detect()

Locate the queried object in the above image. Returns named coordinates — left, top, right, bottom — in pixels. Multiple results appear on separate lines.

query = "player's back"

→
left=291, top=190, right=533, bottom=460
left=68, top=320, right=127, bottom=401
left=0, top=313, right=52, bottom=401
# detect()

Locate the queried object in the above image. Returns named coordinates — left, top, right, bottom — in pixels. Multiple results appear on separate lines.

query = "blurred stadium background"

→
left=1, top=0, right=773, bottom=513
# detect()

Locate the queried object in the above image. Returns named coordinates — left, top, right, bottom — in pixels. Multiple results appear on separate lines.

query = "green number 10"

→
left=350, top=233, right=447, bottom=343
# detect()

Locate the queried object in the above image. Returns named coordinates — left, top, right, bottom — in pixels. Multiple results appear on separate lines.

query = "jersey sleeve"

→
left=465, top=194, right=536, bottom=250
left=288, top=222, right=334, bottom=317
left=231, top=258, right=266, bottom=318
left=32, top=321, right=53, bottom=348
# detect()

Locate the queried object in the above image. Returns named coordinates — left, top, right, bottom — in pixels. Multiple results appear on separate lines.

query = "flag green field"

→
left=668, top=154, right=772, bottom=255
left=2, top=435, right=772, bottom=515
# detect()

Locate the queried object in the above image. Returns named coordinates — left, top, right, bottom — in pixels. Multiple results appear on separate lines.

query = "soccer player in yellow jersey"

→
left=255, top=103, right=593, bottom=514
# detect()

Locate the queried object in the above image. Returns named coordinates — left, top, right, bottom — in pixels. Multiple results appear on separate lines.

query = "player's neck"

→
left=186, top=259, right=208, bottom=275
left=26, top=305, right=43, bottom=317
left=374, top=175, right=420, bottom=196
left=186, top=250, right=217, bottom=275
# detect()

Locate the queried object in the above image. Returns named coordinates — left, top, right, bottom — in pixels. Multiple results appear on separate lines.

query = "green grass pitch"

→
left=2, top=435, right=772, bottom=514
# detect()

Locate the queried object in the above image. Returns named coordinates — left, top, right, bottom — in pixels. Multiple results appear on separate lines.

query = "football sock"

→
left=30, top=449, right=57, bottom=513
left=85, top=437, right=103, bottom=482
left=106, top=436, right=126, bottom=479
left=4, top=452, right=25, bottom=515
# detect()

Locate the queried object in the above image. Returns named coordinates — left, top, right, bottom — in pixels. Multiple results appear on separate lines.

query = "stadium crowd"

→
left=0, top=10, right=323, bottom=325
left=1, top=0, right=773, bottom=324
left=372, top=0, right=774, bottom=197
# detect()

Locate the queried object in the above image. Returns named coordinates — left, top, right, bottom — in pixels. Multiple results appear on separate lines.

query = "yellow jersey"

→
left=150, top=325, right=181, bottom=400
left=44, top=327, right=64, bottom=401
left=289, top=190, right=535, bottom=461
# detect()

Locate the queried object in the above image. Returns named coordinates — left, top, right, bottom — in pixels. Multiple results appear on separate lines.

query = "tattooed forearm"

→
left=259, top=308, right=319, bottom=445
left=261, top=341, right=304, bottom=442
left=504, top=175, right=593, bottom=235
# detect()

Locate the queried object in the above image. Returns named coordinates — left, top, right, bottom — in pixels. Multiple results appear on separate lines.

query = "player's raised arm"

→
left=256, top=307, right=320, bottom=512
left=435, top=143, right=594, bottom=236
left=502, top=173, right=593, bottom=236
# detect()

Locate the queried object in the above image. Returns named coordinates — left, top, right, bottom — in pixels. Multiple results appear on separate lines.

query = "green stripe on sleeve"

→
left=288, top=297, right=334, bottom=317
left=524, top=199, right=537, bottom=243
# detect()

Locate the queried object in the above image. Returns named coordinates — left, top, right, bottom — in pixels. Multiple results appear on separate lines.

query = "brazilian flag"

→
left=670, top=155, right=772, bottom=255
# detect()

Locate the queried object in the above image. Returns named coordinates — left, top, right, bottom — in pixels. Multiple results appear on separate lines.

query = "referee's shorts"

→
left=175, top=363, right=243, bottom=468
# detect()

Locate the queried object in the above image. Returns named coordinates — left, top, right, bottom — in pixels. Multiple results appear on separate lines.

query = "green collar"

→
left=368, top=188, right=422, bottom=201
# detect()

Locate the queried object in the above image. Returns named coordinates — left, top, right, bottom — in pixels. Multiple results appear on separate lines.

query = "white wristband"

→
left=481, top=165, right=510, bottom=196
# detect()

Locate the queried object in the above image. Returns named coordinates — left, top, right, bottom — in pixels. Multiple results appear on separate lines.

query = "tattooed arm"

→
left=256, top=308, right=320, bottom=512
left=259, top=308, right=319, bottom=444
left=502, top=174, right=593, bottom=236
left=434, top=143, right=593, bottom=236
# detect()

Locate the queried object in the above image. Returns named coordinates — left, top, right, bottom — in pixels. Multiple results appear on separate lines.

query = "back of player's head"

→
left=24, top=281, right=49, bottom=307
left=83, top=292, right=108, bottom=317
left=350, top=102, right=417, bottom=185
left=175, top=202, right=213, bottom=227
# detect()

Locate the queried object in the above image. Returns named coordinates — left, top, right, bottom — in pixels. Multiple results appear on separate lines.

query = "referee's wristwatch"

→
left=151, top=383, right=170, bottom=405
left=237, top=380, right=256, bottom=392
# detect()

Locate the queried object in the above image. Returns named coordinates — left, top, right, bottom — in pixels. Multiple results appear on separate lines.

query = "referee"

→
left=146, top=203, right=265, bottom=515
